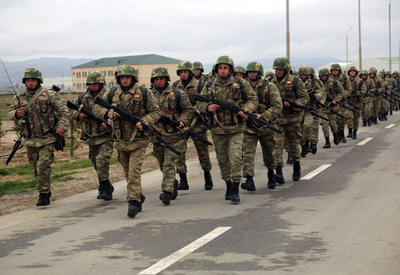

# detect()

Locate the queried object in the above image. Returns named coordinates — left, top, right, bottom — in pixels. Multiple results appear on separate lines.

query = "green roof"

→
left=73, top=54, right=182, bottom=69
left=376, top=57, right=400, bottom=62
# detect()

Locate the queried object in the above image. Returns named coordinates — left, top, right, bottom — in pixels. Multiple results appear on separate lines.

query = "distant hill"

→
left=0, top=57, right=92, bottom=90
left=204, top=57, right=344, bottom=73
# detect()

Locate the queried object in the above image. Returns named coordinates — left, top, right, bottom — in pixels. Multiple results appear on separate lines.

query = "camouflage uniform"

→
left=319, top=68, right=345, bottom=147
left=151, top=66, right=194, bottom=204
left=8, top=68, right=69, bottom=205
left=234, top=66, right=246, bottom=80
left=369, top=68, right=384, bottom=124
left=193, top=61, right=209, bottom=91
left=347, top=67, right=366, bottom=138
left=359, top=70, right=375, bottom=126
left=241, top=62, right=282, bottom=191
left=272, top=57, right=309, bottom=182
left=197, top=56, right=258, bottom=204
left=93, top=65, right=160, bottom=217
left=331, top=64, right=351, bottom=143
left=70, top=72, right=114, bottom=199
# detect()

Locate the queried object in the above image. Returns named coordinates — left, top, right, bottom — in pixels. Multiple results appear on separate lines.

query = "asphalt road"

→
left=1, top=113, right=400, bottom=275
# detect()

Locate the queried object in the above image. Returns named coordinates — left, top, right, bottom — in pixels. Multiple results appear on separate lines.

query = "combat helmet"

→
left=347, top=66, right=358, bottom=76
left=215, top=55, right=234, bottom=72
left=307, top=67, right=316, bottom=77
left=298, top=66, right=309, bottom=75
left=22, top=68, right=43, bottom=84
left=176, top=61, right=193, bottom=76
left=151, top=67, right=170, bottom=83
left=234, top=66, right=245, bottom=74
left=273, top=57, right=291, bottom=71
left=359, top=70, right=368, bottom=76
left=319, top=68, right=330, bottom=76
left=86, top=72, right=105, bottom=85
left=246, top=62, right=264, bottom=76
left=369, top=67, right=377, bottom=74
left=393, top=71, right=399, bottom=77
left=330, top=63, right=342, bottom=73
left=193, top=62, right=204, bottom=73
left=115, top=65, right=138, bottom=84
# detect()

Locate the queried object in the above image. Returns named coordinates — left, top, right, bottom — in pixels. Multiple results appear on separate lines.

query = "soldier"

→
left=359, top=70, right=375, bottom=127
left=272, top=58, right=309, bottom=183
left=384, top=71, right=395, bottom=115
left=193, top=61, right=208, bottom=91
left=299, top=66, right=324, bottom=156
left=173, top=61, right=214, bottom=190
left=93, top=65, right=160, bottom=218
left=330, top=64, right=351, bottom=143
left=8, top=68, right=69, bottom=206
left=197, top=56, right=257, bottom=204
left=150, top=67, right=193, bottom=205
left=234, top=66, right=246, bottom=79
left=70, top=72, right=114, bottom=200
left=393, top=71, right=399, bottom=111
left=347, top=66, right=366, bottom=139
left=318, top=68, right=345, bottom=148
left=368, top=67, right=383, bottom=124
left=241, top=62, right=282, bottom=191
left=265, top=71, right=274, bottom=82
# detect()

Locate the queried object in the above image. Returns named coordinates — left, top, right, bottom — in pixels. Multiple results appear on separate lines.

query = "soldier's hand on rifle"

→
left=331, top=100, right=337, bottom=105
left=100, top=122, right=107, bottom=129
left=238, top=108, right=248, bottom=119
left=176, top=121, right=185, bottom=130
left=207, top=104, right=220, bottom=113
left=78, top=113, right=88, bottom=120
left=16, top=107, right=25, bottom=118
left=255, top=113, right=262, bottom=119
left=109, top=111, right=121, bottom=120
left=283, top=101, right=291, bottom=108
left=136, top=121, right=147, bottom=131
left=56, top=128, right=65, bottom=136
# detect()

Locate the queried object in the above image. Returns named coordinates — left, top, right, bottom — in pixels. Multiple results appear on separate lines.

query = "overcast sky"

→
left=0, top=0, right=399, bottom=64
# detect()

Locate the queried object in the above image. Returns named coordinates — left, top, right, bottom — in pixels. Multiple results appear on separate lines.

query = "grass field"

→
left=0, top=94, right=12, bottom=121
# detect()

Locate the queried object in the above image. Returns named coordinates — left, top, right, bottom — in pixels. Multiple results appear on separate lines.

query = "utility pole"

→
left=358, top=0, right=362, bottom=70
left=389, top=1, right=392, bottom=72
left=346, top=26, right=355, bottom=71
left=286, top=0, right=290, bottom=62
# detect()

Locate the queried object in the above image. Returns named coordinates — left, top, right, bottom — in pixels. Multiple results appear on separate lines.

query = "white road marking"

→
left=301, top=164, right=332, bottom=180
left=139, top=226, right=231, bottom=274
left=385, top=123, right=395, bottom=129
left=357, top=137, right=373, bottom=146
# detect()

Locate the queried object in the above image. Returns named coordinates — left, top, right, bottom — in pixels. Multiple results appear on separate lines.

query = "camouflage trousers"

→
left=275, top=116, right=302, bottom=166
left=212, top=132, right=243, bottom=183
left=380, top=99, right=390, bottom=115
left=321, top=106, right=339, bottom=137
left=347, top=104, right=361, bottom=130
left=302, top=111, right=320, bottom=144
left=243, top=131, right=276, bottom=178
left=372, top=97, right=380, bottom=118
left=337, top=106, right=349, bottom=132
left=176, top=129, right=212, bottom=173
left=27, top=143, right=55, bottom=193
left=89, top=141, right=113, bottom=182
left=362, top=100, right=373, bottom=120
left=154, top=139, right=186, bottom=193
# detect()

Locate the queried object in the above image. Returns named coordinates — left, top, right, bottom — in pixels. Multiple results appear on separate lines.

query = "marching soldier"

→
left=347, top=66, right=366, bottom=139
left=70, top=72, right=114, bottom=200
left=8, top=68, right=69, bottom=206
left=359, top=70, right=375, bottom=127
left=193, top=61, right=208, bottom=91
left=234, top=66, right=246, bottom=79
left=368, top=67, right=383, bottom=124
left=93, top=65, right=160, bottom=218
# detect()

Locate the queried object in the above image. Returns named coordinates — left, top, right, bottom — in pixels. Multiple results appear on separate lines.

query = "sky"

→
left=0, top=0, right=399, bottom=64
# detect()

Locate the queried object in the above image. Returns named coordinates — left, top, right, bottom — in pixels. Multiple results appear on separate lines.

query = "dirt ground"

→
left=0, top=93, right=207, bottom=216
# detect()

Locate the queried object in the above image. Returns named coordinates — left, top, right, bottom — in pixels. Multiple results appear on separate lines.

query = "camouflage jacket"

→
left=321, top=77, right=345, bottom=103
left=332, top=73, right=352, bottom=97
left=304, top=78, right=325, bottom=107
left=93, top=83, right=160, bottom=151
left=152, top=84, right=194, bottom=142
left=272, top=74, right=309, bottom=118
left=197, top=76, right=258, bottom=135
left=8, top=86, right=69, bottom=147
left=71, top=87, right=112, bottom=145
left=246, top=78, right=282, bottom=135
left=348, top=76, right=367, bottom=104
left=173, top=77, right=200, bottom=106
left=195, top=74, right=209, bottom=92
left=361, top=78, right=376, bottom=102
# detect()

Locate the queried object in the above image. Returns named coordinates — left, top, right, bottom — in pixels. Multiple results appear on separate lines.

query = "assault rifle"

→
left=67, top=100, right=110, bottom=127
left=94, top=96, right=181, bottom=156
left=160, top=115, right=212, bottom=146
left=317, top=102, right=346, bottom=119
left=336, top=101, right=357, bottom=112
left=6, top=128, right=24, bottom=165
left=195, top=94, right=281, bottom=133
left=194, top=110, right=211, bottom=129
left=282, top=99, right=329, bottom=121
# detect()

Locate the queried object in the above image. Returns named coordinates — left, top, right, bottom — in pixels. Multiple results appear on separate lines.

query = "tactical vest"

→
left=255, top=79, right=272, bottom=113
left=324, top=79, right=339, bottom=102
left=158, top=87, right=184, bottom=134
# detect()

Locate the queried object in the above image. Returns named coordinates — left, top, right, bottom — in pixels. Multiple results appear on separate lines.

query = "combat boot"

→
left=103, top=180, right=114, bottom=201
left=275, top=165, right=285, bottom=184
left=97, top=180, right=106, bottom=200
left=340, top=130, right=346, bottom=143
left=159, top=191, right=172, bottom=205
left=362, top=119, right=367, bottom=127
left=323, top=137, right=331, bottom=149
left=177, top=172, right=189, bottom=190
left=240, top=176, right=256, bottom=191
left=333, top=132, right=340, bottom=145
left=286, top=153, right=293, bottom=164
left=367, top=118, right=372, bottom=126
left=36, top=191, right=51, bottom=206
left=310, top=143, right=317, bottom=154
left=292, top=161, right=301, bottom=181
left=230, top=182, right=240, bottom=204
left=301, top=140, right=310, bottom=158
left=138, top=193, right=146, bottom=212
left=352, top=129, right=357, bottom=139
left=378, top=114, right=383, bottom=121
left=225, top=181, right=233, bottom=200
left=170, top=180, right=178, bottom=200
left=384, top=113, right=388, bottom=121
left=267, top=169, right=276, bottom=189
left=204, top=170, right=213, bottom=190
left=127, top=200, right=140, bottom=218
left=373, top=117, right=378, bottom=124
left=346, top=128, right=353, bottom=138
